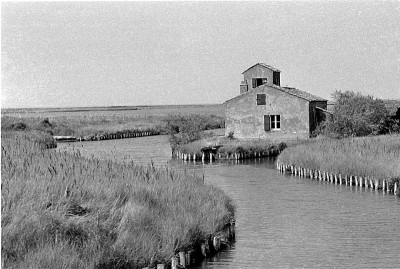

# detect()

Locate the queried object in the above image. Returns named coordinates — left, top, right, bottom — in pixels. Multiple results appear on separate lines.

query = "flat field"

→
left=1, top=104, right=225, bottom=138
left=1, top=104, right=224, bottom=118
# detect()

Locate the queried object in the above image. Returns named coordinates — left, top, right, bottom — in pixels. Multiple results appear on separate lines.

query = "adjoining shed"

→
left=225, top=63, right=328, bottom=139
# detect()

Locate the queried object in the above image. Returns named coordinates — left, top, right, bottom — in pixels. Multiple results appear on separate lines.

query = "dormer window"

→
left=252, top=78, right=267, bottom=88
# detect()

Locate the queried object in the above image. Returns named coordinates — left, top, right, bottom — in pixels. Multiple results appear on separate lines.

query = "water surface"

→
left=59, top=136, right=400, bottom=269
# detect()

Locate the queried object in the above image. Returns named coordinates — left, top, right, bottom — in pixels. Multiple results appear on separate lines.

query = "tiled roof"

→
left=224, top=84, right=327, bottom=104
left=242, top=63, right=281, bottom=74
left=281, top=87, right=327, bottom=102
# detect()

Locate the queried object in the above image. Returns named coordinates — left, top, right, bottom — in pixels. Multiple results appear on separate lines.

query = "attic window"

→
left=252, top=78, right=267, bottom=88
left=256, top=94, right=266, bottom=105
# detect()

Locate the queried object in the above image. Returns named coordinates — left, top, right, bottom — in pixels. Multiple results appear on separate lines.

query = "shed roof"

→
left=224, top=84, right=327, bottom=104
left=281, top=87, right=327, bottom=102
left=242, top=63, right=281, bottom=74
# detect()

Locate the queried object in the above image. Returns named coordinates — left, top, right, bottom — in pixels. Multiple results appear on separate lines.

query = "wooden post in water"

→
left=359, top=177, right=363, bottom=188
left=193, top=154, right=196, bottom=162
left=339, top=174, right=343, bottom=185
left=365, top=177, right=369, bottom=188
left=179, top=252, right=186, bottom=268
left=383, top=179, right=386, bottom=192
left=186, top=251, right=191, bottom=267
left=395, top=182, right=398, bottom=195
left=209, top=152, right=213, bottom=163
left=374, top=179, right=379, bottom=190
left=171, top=257, right=178, bottom=269
left=202, top=153, right=205, bottom=163
left=200, top=243, right=207, bottom=257
left=213, top=236, right=220, bottom=251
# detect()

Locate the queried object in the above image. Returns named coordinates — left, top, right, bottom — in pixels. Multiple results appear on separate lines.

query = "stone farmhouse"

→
left=224, top=63, right=328, bottom=139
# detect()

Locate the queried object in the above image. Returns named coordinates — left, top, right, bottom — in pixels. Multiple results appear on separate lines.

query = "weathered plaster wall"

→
left=243, top=65, right=274, bottom=89
left=225, top=85, right=310, bottom=139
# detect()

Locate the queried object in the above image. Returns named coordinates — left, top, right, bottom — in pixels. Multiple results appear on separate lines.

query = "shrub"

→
left=163, top=114, right=224, bottom=148
left=320, top=91, right=392, bottom=137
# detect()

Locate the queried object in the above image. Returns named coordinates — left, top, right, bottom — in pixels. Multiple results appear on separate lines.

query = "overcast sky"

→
left=2, top=1, right=399, bottom=108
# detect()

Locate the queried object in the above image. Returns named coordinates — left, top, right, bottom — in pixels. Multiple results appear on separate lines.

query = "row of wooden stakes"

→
left=276, top=162, right=400, bottom=195
left=174, top=150, right=273, bottom=162
left=142, top=220, right=235, bottom=269
left=77, top=131, right=159, bottom=141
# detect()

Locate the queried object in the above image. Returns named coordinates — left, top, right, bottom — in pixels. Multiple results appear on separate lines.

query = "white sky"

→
left=1, top=1, right=400, bottom=108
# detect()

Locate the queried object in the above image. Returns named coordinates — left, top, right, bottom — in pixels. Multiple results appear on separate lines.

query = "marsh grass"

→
left=1, top=133, right=234, bottom=268
left=277, top=134, right=400, bottom=181
left=175, top=137, right=288, bottom=157
left=1, top=115, right=164, bottom=138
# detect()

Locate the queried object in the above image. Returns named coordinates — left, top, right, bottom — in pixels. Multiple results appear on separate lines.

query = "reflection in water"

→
left=58, top=136, right=400, bottom=269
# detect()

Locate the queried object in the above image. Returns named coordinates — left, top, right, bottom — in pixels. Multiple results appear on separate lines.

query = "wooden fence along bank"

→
left=173, top=146, right=281, bottom=163
left=142, top=220, right=235, bottom=269
left=53, top=130, right=160, bottom=142
left=276, top=162, right=400, bottom=196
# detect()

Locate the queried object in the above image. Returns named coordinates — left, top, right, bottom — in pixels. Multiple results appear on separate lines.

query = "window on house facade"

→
left=264, top=115, right=281, bottom=131
left=270, top=115, right=281, bottom=129
left=252, top=78, right=268, bottom=88
left=256, top=94, right=266, bottom=105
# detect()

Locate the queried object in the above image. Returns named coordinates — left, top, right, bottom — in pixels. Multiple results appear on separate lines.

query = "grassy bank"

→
left=2, top=106, right=225, bottom=141
left=277, top=134, right=400, bottom=183
left=1, top=132, right=234, bottom=268
left=173, top=135, right=288, bottom=160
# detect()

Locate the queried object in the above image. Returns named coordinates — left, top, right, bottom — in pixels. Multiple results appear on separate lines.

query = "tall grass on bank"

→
left=1, top=133, right=234, bottom=268
left=175, top=137, right=287, bottom=157
left=163, top=114, right=225, bottom=149
left=277, top=135, right=400, bottom=181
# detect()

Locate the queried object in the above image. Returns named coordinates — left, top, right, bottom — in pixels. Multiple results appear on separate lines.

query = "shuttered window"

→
left=264, top=115, right=271, bottom=131
left=271, top=115, right=281, bottom=130
left=257, top=94, right=266, bottom=105
left=265, top=115, right=281, bottom=131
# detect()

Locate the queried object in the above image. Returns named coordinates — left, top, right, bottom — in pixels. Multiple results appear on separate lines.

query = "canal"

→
left=58, top=135, right=400, bottom=269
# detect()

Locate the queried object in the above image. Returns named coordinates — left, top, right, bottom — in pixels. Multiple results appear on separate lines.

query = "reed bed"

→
left=277, top=134, right=400, bottom=182
left=174, top=138, right=287, bottom=160
left=1, top=133, right=234, bottom=268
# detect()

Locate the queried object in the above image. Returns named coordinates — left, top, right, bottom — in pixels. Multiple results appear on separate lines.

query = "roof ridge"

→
left=242, top=63, right=281, bottom=74
left=224, top=84, right=327, bottom=104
